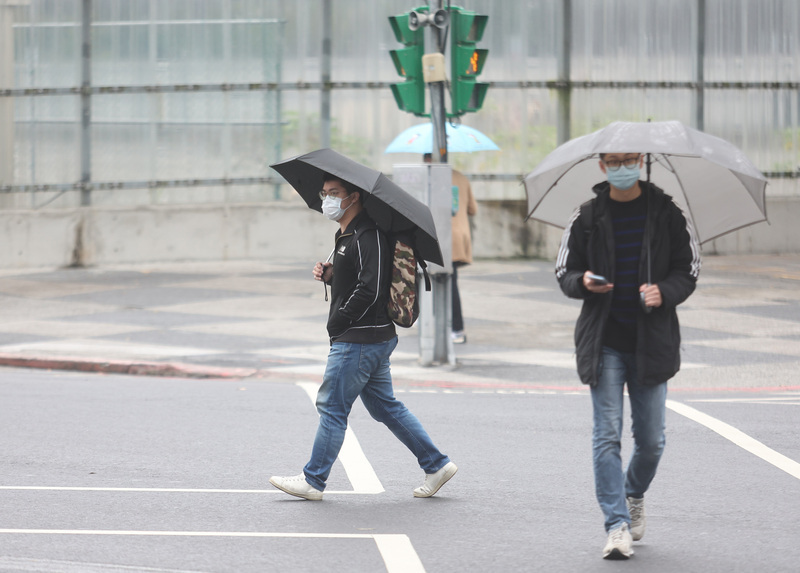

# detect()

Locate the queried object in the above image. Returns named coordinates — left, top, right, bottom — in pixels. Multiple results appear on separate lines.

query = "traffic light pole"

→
left=428, top=1, right=447, bottom=164
left=387, top=2, right=457, bottom=366
left=426, top=0, right=454, bottom=366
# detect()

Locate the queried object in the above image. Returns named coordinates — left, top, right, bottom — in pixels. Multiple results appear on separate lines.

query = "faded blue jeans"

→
left=303, top=337, right=450, bottom=491
left=591, top=346, right=667, bottom=532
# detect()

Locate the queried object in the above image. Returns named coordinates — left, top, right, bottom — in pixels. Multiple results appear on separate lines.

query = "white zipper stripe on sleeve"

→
left=556, top=207, right=581, bottom=279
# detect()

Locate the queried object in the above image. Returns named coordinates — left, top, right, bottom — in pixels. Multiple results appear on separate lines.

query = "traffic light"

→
left=389, top=10, right=427, bottom=116
left=449, top=6, right=489, bottom=116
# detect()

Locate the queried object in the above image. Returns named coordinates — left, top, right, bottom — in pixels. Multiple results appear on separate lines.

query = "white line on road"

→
left=373, top=534, right=427, bottom=573
left=666, top=399, right=800, bottom=480
left=0, top=530, right=425, bottom=573
left=0, top=486, right=374, bottom=494
left=297, top=381, right=384, bottom=494
left=0, top=556, right=205, bottom=573
left=688, top=396, right=800, bottom=405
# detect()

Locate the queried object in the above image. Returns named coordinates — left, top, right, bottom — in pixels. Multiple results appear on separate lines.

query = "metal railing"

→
left=1, top=0, right=798, bottom=204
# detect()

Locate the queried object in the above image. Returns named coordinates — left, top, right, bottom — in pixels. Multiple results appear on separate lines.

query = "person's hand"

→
left=639, top=283, right=662, bottom=308
left=313, top=262, right=333, bottom=282
left=583, top=270, right=614, bottom=293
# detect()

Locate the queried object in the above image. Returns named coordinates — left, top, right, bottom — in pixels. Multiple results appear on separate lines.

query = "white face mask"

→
left=322, top=195, right=352, bottom=221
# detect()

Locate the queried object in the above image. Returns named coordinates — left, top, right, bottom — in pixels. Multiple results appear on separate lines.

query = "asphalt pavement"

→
left=1, top=254, right=799, bottom=572
left=1, top=254, right=800, bottom=391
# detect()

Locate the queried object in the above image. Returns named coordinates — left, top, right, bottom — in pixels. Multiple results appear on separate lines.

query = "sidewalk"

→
left=1, top=254, right=799, bottom=391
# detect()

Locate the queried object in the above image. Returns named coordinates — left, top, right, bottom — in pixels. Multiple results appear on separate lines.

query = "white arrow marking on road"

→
left=297, top=382, right=385, bottom=494
left=0, top=530, right=425, bottom=573
left=666, top=399, right=800, bottom=480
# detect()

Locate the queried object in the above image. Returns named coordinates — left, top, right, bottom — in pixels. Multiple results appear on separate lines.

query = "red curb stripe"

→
left=0, top=355, right=257, bottom=380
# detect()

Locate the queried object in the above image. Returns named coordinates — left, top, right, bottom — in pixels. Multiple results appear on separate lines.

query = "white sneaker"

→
left=451, top=331, right=467, bottom=344
left=269, top=474, right=323, bottom=501
left=413, top=462, right=458, bottom=498
left=602, top=522, right=634, bottom=560
left=626, top=496, right=646, bottom=541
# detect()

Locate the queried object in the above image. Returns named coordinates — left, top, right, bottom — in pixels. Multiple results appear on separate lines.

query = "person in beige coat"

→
left=424, top=154, right=478, bottom=343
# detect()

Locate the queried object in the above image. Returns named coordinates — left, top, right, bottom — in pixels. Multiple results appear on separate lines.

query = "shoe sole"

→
left=269, top=477, right=323, bottom=501
left=413, top=464, right=458, bottom=498
left=603, top=548, right=633, bottom=560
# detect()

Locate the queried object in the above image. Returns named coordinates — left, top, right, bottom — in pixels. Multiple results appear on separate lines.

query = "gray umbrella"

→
left=523, top=120, right=768, bottom=244
left=270, top=148, right=444, bottom=266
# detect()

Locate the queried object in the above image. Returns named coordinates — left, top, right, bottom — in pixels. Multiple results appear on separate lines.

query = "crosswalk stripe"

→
left=667, top=399, right=800, bottom=480
left=297, top=382, right=385, bottom=494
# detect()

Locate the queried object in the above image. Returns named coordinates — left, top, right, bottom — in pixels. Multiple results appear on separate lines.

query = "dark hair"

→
left=322, top=173, right=358, bottom=196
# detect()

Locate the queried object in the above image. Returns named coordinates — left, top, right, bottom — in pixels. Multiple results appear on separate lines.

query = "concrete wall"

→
left=0, top=197, right=797, bottom=269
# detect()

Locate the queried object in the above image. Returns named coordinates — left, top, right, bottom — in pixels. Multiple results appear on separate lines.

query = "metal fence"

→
left=0, top=0, right=284, bottom=207
left=1, top=0, right=798, bottom=208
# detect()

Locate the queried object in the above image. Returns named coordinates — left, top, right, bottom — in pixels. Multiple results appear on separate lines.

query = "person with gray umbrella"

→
left=555, top=152, right=701, bottom=559
left=268, top=170, right=457, bottom=501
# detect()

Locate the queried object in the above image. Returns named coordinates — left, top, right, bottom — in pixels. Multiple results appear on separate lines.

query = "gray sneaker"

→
left=413, top=462, right=458, bottom=498
left=626, top=496, right=646, bottom=541
left=603, top=522, right=634, bottom=560
left=269, top=474, right=323, bottom=501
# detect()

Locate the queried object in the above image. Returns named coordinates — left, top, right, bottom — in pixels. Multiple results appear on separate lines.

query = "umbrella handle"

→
left=640, top=289, right=653, bottom=314
left=645, top=153, right=652, bottom=286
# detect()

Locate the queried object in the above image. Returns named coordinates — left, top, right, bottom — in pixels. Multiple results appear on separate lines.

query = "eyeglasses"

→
left=603, top=156, right=641, bottom=171
left=319, top=190, right=347, bottom=200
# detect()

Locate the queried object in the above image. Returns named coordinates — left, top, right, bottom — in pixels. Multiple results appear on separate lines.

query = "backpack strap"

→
left=418, top=257, right=432, bottom=291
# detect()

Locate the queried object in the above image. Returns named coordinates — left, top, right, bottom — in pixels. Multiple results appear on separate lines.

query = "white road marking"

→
left=0, top=530, right=425, bottom=573
left=666, top=399, right=800, bottom=480
left=0, top=382, right=383, bottom=496
left=688, top=396, right=800, bottom=405
left=373, top=534, right=427, bottom=573
left=297, top=382, right=385, bottom=494
left=0, top=556, right=205, bottom=573
left=0, top=486, right=369, bottom=494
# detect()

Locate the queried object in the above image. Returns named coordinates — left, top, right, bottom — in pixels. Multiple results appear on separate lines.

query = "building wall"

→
left=1, top=198, right=796, bottom=271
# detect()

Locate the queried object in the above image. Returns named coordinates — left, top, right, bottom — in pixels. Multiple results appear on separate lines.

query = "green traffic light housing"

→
left=449, top=6, right=489, bottom=116
left=388, top=10, right=428, bottom=117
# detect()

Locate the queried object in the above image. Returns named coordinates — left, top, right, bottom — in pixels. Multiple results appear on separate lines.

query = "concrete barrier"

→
left=0, top=197, right=797, bottom=269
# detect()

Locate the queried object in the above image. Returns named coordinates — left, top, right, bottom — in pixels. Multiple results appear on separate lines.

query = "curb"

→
left=0, top=354, right=259, bottom=380
left=2, top=354, right=799, bottom=394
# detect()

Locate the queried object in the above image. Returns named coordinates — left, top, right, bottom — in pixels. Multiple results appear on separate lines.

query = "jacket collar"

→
left=591, top=180, right=666, bottom=209
left=336, top=209, right=376, bottom=238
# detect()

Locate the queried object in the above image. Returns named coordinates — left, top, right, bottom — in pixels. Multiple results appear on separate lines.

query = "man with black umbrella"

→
left=555, top=152, right=701, bottom=559
left=269, top=172, right=457, bottom=501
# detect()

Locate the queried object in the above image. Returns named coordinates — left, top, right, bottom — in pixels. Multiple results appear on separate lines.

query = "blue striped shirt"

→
left=603, top=194, right=646, bottom=352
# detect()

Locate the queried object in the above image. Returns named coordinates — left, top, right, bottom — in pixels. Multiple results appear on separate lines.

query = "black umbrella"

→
left=270, top=148, right=444, bottom=266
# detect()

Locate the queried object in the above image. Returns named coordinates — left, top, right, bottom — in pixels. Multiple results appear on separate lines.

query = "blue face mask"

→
left=607, top=164, right=640, bottom=190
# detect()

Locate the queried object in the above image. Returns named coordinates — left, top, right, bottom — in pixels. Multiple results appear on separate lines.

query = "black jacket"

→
left=326, top=210, right=396, bottom=344
left=555, top=181, right=701, bottom=387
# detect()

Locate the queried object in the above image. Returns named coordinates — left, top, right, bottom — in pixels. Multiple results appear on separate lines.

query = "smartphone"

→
left=587, top=273, right=609, bottom=285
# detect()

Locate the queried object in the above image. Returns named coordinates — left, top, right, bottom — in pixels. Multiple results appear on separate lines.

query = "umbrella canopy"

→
left=523, top=120, right=768, bottom=244
left=385, top=122, right=500, bottom=154
left=270, top=148, right=444, bottom=266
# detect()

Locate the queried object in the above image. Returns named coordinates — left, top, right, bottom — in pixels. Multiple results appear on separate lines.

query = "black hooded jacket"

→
left=555, top=181, right=701, bottom=387
left=326, top=210, right=396, bottom=345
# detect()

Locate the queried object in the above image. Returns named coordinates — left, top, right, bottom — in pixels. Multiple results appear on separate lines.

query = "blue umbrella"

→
left=385, top=123, right=500, bottom=154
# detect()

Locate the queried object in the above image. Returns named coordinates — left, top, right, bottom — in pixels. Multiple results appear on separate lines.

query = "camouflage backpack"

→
left=387, top=238, right=431, bottom=328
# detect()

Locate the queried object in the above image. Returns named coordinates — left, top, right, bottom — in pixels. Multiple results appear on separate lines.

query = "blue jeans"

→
left=591, top=346, right=667, bottom=532
left=303, top=337, right=450, bottom=491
